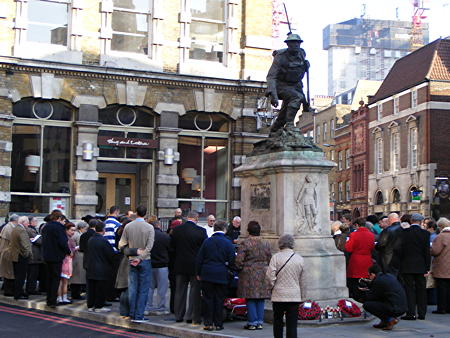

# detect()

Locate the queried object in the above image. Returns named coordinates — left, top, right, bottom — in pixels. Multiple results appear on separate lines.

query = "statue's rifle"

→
left=283, top=3, right=292, bottom=35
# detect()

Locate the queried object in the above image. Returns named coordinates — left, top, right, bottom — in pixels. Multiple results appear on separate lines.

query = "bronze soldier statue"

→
left=266, top=33, right=310, bottom=133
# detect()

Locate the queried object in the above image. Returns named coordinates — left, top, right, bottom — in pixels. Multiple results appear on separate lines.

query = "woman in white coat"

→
left=266, top=234, right=306, bottom=338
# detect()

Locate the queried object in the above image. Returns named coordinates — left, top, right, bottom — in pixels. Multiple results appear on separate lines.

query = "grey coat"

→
left=70, top=231, right=86, bottom=284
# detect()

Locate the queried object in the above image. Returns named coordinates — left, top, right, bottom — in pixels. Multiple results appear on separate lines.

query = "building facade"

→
left=349, top=102, right=370, bottom=219
left=368, top=38, right=450, bottom=218
left=0, top=0, right=276, bottom=220
left=323, top=18, right=429, bottom=95
left=333, top=116, right=351, bottom=219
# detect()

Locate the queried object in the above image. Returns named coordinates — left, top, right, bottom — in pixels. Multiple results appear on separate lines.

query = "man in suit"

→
left=41, top=210, right=71, bottom=308
left=362, top=264, right=407, bottom=331
left=9, top=216, right=33, bottom=300
left=375, top=213, right=403, bottom=275
left=86, top=221, right=115, bottom=312
left=171, top=211, right=207, bottom=325
left=398, top=213, right=431, bottom=320
left=118, top=205, right=154, bottom=323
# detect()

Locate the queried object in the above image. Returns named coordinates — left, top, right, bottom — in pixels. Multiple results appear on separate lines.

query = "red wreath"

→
left=298, top=300, right=321, bottom=320
left=337, top=299, right=361, bottom=317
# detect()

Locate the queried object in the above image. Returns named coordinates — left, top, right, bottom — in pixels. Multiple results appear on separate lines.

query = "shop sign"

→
left=98, top=136, right=157, bottom=149
left=50, top=197, right=67, bottom=212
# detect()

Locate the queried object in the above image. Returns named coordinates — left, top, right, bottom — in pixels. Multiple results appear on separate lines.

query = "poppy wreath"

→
left=337, top=299, right=361, bottom=317
left=298, top=300, right=321, bottom=320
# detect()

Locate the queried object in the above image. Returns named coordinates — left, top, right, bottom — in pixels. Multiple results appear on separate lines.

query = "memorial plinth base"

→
left=235, top=150, right=348, bottom=302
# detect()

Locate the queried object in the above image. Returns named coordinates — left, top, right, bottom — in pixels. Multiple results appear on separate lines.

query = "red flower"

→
left=337, top=299, right=361, bottom=317
left=298, top=300, right=321, bottom=320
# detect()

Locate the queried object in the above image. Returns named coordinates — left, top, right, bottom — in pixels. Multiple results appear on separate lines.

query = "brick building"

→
left=368, top=38, right=450, bottom=217
left=0, top=0, right=276, bottom=220
left=349, top=102, right=370, bottom=218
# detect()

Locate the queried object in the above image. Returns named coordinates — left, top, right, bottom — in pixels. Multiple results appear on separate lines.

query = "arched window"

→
left=392, top=189, right=401, bottom=203
left=179, top=111, right=230, bottom=132
left=10, top=98, right=74, bottom=214
left=375, top=191, right=384, bottom=205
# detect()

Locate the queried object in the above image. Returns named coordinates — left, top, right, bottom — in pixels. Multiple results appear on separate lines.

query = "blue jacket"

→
left=41, top=221, right=70, bottom=263
left=196, top=232, right=235, bottom=285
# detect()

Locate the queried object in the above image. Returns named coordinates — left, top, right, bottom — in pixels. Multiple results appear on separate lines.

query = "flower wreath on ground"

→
left=337, top=299, right=361, bottom=317
left=298, top=300, right=321, bottom=320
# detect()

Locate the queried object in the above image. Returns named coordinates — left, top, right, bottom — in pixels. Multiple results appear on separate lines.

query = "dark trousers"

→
left=169, top=270, right=176, bottom=313
left=401, top=273, right=427, bottom=317
left=363, top=301, right=404, bottom=322
left=70, top=284, right=84, bottom=299
left=3, top=278, right=14, bottom=296
left=26, top=263, right=40, bottom=293
left=13, top=255, right=29, bottom=299
left=174, top=274, right=201, bottom=323
left=436, top=278, right=450, bottom=312
left=273, top=302, right=299, bottom=338
left=87, top=279, right=107, bottom=309
left=38, top=263, right=47, bottom=292
left=46, top=261, right=62, bottom=306
left=106, top=252, right=122, bottom=301
left=201, top=281, right=227, bottom=327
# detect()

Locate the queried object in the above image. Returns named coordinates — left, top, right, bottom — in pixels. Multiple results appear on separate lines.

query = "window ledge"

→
left=13, top=43, right=82, bottom=64
left=100, top=53, right=163, bottom=72
left=179, top=59, right=239, bottom=79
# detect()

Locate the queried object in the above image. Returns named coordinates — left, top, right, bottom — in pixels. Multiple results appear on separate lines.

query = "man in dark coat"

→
left=86, top=221, right=115, bottom=312
left=171, top=211, right=207, bottom=324
left=196, top=221, right=235, bottom=330
left=363, top=264, right=407, bottom=331
left=79, top=219, right=97, bottom=269
left=41, top=210, right=70, bottom=308
left=375, top=213, right=403, bottom=275
left=398, top=213, right=431, bottom=320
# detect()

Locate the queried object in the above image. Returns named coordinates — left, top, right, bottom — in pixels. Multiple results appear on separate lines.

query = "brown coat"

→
left=431, top=230, right=450, bottom=279
left=235, top=236, right=272, bottom=299
left=9, top=225, right=32, bottom=262
left=0, top=222, right=16, bottom=279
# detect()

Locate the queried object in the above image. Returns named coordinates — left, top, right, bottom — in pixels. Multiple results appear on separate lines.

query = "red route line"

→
left=0, top=305, right=153, bottom=338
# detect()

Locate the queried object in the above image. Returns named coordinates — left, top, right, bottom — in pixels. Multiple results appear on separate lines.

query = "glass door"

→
left=96, top=173, right=136, bottom=215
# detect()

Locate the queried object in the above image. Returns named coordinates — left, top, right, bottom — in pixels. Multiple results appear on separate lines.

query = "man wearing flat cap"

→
left=398, top=213, right=431, bottom=320
left=266, top=33, right=310, bottom=133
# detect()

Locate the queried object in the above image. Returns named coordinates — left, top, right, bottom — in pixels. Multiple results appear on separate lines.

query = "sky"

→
left=275, top=0, right=450, bottom=96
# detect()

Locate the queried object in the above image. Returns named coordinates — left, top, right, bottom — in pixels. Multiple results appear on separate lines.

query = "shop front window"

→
left=177, top=131, right=229, bottom=220
left=10, top=99, right=73, bottom=214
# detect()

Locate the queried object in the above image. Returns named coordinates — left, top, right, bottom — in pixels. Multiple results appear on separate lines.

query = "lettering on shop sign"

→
left=98, top=136, right=157, bottom=149
left=250, top=183, right=270, bottom=210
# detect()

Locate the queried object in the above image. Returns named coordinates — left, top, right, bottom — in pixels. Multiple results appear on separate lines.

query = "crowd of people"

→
left=3, top=204, right=448, bottom=335
left=332, top=211, right=450, bottom=330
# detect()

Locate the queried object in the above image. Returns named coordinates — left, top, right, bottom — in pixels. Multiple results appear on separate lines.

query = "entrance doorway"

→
left=96, top=173, right=136, bottom=215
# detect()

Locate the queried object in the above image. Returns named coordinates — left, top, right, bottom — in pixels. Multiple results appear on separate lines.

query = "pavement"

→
left=1, top=293, right=450, bottom=337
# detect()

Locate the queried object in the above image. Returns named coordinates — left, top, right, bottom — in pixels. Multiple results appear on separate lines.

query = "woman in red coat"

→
left=345, top=217, right=375, bottom=301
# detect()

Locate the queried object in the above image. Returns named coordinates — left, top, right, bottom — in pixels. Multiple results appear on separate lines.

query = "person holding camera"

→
left=361, top=265, right=407, bottom=331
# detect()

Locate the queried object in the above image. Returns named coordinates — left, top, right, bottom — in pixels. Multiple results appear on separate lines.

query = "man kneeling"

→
left=362, top=265, right=407, bottom=330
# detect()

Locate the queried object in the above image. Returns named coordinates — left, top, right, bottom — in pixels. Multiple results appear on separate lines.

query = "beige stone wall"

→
left=0, top=1, right=15, bottom=55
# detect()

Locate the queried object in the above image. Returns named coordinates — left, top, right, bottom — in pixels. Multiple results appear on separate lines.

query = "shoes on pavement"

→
left=175, top=319, right=183, bottom=323
left=432, top=310, right=446, bottom=314
left=14, top=295, right=29, bottom=300
left=382, top=318, right=399, bottom=331
left=417, top=315, right=425, bottom=320
left=203, top=326, right=214, bottom=331
left=244, top=324, right=257, bottom=330
left=215, top=326, right=224, bottom=331
left=28, top=291, right=41, bottom=295
left=373, top=321, right=387, bottom=329
left=190, top=322, right=201, bottom=327
left=131, top=318, right=149, bottom=323
left=103, top=302, right=112, bottom=307
left=256, top=324, right=263, bottom=330
left=186, top=319, right=192, bottom=324
left=94, top=307, right=111, bottom=313
left=401, top=315, right=416, bottom=320
left=87, top=308, right=94, bottom=312
left=47, top=304, right=56, bottom=309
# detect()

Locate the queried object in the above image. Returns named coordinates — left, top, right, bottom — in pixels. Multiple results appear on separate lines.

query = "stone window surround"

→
left=345, top=149, right=350, bottom=169
left=389, top=122, right=400, bottom=173
left=178, top=0, right=239, bottom=76
left=99, top=0, right=164, bottom=65
left=374, top=130, right=383, bottom=175
left=409, top=126, right=418, bottom=169
left=13, top=0, right=83, bottom=58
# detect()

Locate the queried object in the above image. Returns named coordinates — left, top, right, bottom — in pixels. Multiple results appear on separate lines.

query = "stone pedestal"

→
left=235, top=150, right=348, bottom=301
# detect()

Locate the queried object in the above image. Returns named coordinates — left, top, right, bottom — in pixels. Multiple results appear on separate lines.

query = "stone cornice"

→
left=0, top=57, right=267, bottom=93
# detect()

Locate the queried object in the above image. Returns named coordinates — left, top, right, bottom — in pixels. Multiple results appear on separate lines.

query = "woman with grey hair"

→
left=69, top=221, right=88, bottom=299
left=431, top=217, right=450, bottom=314
left=266, top=234, right=305, bottom=338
